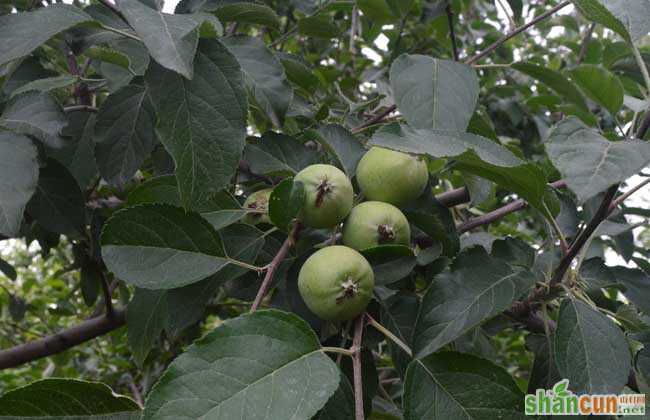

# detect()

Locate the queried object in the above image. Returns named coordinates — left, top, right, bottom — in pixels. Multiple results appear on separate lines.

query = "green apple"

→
left=342, top=201, right=411, bottom=250
left=294, top=164, right=354, bottom=228
left=356, top=147, right=428, bottom=206
left=242, top=188, right=273, bottom=225
left=298, top=245, right=374, bottom=321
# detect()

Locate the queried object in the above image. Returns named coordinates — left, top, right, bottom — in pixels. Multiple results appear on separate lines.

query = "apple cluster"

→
left=244, top=147, right=428, bottom=321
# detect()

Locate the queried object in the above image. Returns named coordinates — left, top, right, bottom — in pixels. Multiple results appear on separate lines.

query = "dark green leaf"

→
left=26, top=159, right=86, bottom=236
left=579, top=257, right=619, bottom=291
left=9, top=75, right=77, bottom=98
left=49, top=110, right=98, bottom=189
left=610, top=266, right=650, bottom=314
left=390, top=54, right=479, bottom=131
left=212, top=2, right=280, bottom=28
left=298, top=15, right=339, bottom=38
left=403, top=192, right=458, bottom=257
left=361, top=245, right=416, bottom=286
left=546, top=117, right=650, bottom=202
left=491, top=237, right=535, bottom=268
left=413, top=247, right=536, bottom=358
left=269, top=177, right=304, bottom=231
left=553, top=299, right=630, bottom=394
left=243, top=131, right=318, bottom=176
left=570, top=64, right=623, bottom=115
left=94, top=84, right=156, bottom=187
left=9, top=294, right=26, bottom=321
left=101, top=204, right=229, bottom=289
left=0, top=5, right=93, bottom=67
left=222, top=35, right=293, bottom=127
left=146, top=39, right=247, bottom=209
left=573, top=0, right=650, bottom=41
left=141, top=310, right=339, bottom=420
left=127, top=288, right=168, bottom=367
left=0, top=131, right=38, bottom=237
left=403, top=352, right=525, bottom=419
left=380, top=292, right=419, bottom=377
left=0, top=92, right=67, bottom=148
left=315, top=373, right=355, bottom=420
left=309, top=124, right=365, bottom=176
left=0, top=257, right=17, bottom=280
left=512, top=62, right=587, bottom=111
left=0, top=379, right=139, bottom=416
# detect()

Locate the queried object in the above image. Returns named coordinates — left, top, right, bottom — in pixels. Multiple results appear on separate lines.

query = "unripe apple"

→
left=298, top=245, right=374, bottom=321
left=342, top=201, right=411, bottom=250
left=242, top=188, right=273, bottom=225
left=356, top=147, right=428, bottom=206
left=294, top=164, right=354, bottom=228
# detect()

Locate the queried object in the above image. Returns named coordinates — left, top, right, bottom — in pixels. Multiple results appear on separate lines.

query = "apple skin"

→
left=298, top=245, right=374, bottom=321
left=294, top=164, right=354, bottom=228
left=242, top=188, right=273, bottom=225
left=342, top=201, right=411, bottom=250
left=356, top=147, right=428, bottom=206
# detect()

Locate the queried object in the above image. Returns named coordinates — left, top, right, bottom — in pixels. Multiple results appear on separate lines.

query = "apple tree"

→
left=1, top=0, right=650, bottom=418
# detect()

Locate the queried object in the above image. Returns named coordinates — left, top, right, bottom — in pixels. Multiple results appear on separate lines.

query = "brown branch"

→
left=636, top=109, right=650, bottom=140
left=352, top=314, right=365, bottom=420
left=436, top=186, right=471, bottom=208
left=351, top=105, right=397, bottom=134
left=457, top=180, right=567, bottom=233
left=609, top=177, right=650, bottom=211
left=446, top=3, right=459, bottom=61
left=0, top=310, right=126, bottom=370
left=465, top=1, right=571, bottom=65
left=99, top=271, right=114, bottom=318
left=250, top=223, right=301, bottom=312
left=576, top=23, right=596, bottom=65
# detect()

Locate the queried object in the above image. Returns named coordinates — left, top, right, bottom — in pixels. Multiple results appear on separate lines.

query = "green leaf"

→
left=413, top=246, right=535, bottom=359
left=309, top=124, right=365, bottom=176
left=0, top=131, right=38, bottom=237
left=146, top=39, right=247, bottom=210
left=0, top=4, right=93, bottom=67
left=546, top=117, right=650, bottom=203
left=26, top=159, right=86, bottom=236
left=610, top=266, right=650, bottom=314
left=402, top=191, right=458, bottom=257
left=512, top=62, right=587, bottom=111
left=127, top=175, right=248, bottom=230
left=298, top=15, right=339, bottom=38
left=0, top=379, right=139, bottom=416
left=573, top=0, right=650, bottom=42
left=578, top=257, right=619, bottom=291
left=212, top=2, right=280, bottom=29
left=278, top=53, right=320, bottom=93
left=142, top=310, right=340, bottom=420
left=0, top=91, right=67, bottom=148
left=390, top=54, right=479, bottom=131
left=222, top=35, right=293, bottom=127
left=315, top=373, right=355, bottom=420
left=380, top=293, right=419, bottom=377
left=101, top=204, right=229, bottom=289
left=570, top=64, right=623, bottom=115
left=632, top=330, right=650, bottom=385
left=48, top=110, right=98, bottom=189
left=369, top=123, right=550, bottom=214
left=553, top=299, right=631, bottom=394
left=361, top=245, right=416, bottom=286
left=403, top=352, right=525, bottom=419
left=118, top=0, right=202, bottom=78
left=94, top=84, right=156, bottom=187
left=127, top=288, right=168, bottom=367
left=9, top=75, right=77, bottom=98
left=269, top=177, right=305, bottom=231
left=243, top=131, right=318, bottom=176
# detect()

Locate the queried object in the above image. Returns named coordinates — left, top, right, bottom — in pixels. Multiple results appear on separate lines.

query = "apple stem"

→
left=366, top=313, right=413, bottom=357
left=315, top=178, right=332, bottom=207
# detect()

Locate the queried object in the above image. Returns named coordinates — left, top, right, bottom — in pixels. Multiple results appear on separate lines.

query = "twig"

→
left=351, top=105, right=397, bottom=134
left=365, top=313, right=412, bottom=357
left=576, top=23, right=596, bottom=65
left=99, top=23, right=141, bottom=42
left=352, top=314, right=365, bottom=420
left=457, top=180, right=567, bottom=233
left=609, top=176, right=650, bottom=211
left=495, top=0, right=517, bottom=29
left=269, top=1, right=332, bottom=48
left=64, top=105, right=99, bottom=113
left=446, top=3, right=459, bottom=61
left=322, top=346, right=355, bottom=357
left=0, top=309, right=126, bottom=369
left=99, top=271, right=114, bottom=318
left=250, top=223, right=300, bottom=312
left=631, top=41, right=650, bottom=97
left=465, top=1, right=571, bottom=65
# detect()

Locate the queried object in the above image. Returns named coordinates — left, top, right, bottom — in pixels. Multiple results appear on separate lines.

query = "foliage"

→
left=1, top=0, right=650, bottom=418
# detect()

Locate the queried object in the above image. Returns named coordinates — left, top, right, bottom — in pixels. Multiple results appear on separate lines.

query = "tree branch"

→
left=465, top=1, right=571, bottom=65
left=352, top=314, right=365, bottom=420
left=0, top=310, right=126, bottom=370
left=457, top=180, right=567, bottom=233
left=446, top=3, right=459, bottom=61
left=351, top=105, right=397, bottom=134
left=250, top=223, right=301, bottom=312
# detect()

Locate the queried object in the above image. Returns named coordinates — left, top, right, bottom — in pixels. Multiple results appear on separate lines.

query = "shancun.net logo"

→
left=525, top=379, right=646, bottom=416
